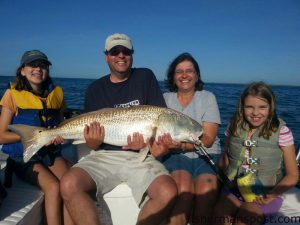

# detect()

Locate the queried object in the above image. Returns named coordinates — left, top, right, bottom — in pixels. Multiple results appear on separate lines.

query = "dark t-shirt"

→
left=84, top=68, right=166, bottom=112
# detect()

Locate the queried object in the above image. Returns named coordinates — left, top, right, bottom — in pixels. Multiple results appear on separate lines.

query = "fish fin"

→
left=72, top=140, right=86, bottom=145
left=8, top=124, right=48, bottom=163
left=138, top=146, right=150, bottom=162
left=152, top=126, right=157, bottom=139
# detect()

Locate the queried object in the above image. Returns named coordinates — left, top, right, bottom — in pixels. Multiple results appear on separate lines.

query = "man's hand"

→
left=84, top=121, right=105, bottom=150
left=123, top=132, right=146, bottom=150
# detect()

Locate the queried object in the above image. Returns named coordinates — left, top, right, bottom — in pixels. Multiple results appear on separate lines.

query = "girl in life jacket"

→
left=0, top=50, right=73, bottom=225
left=212, top=82, right=299, bottom=225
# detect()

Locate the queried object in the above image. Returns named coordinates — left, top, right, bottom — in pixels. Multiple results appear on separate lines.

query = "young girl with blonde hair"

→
left=213, top=82, right=298, bottom=225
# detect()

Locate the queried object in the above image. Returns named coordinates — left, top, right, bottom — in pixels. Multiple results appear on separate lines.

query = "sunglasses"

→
left=107, top=48, right=133, bottom=56
left=25, top=61, right=49, bottom=70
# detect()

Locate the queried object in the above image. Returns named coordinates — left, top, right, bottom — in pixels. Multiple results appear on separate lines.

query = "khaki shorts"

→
left=74, top=150, right=170, bottom=206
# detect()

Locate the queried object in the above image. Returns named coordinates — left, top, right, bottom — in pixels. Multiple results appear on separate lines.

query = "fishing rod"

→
left=194, top=143, right=241, bottom=198
left=296, top=147, right=300, bottom=166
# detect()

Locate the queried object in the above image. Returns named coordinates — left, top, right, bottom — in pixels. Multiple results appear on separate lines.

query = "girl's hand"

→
left=123, top=132, right=146, bottom=150
left=47, top=136, right=64, bottom=146
left=254, top=194, right=277, bottom=205
left=84, top=121, right=105, bottom=150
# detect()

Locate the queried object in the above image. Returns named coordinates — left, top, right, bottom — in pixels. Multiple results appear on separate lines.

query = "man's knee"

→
left=60, top=167, right=96, bottom=199
left=60, top=170, right=81, bottom=199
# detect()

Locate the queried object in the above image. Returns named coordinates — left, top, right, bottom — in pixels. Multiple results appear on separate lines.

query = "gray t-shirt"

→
left=163, top=90, right=221, bottom=156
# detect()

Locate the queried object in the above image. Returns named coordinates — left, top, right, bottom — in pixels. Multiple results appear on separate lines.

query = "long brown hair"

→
left=229, top=81, right=280, bottom=139
left=12, top=64, right=53, bottom=97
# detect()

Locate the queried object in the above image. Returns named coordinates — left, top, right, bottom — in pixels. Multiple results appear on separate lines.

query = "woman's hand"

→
left=148, top=133, right=178, bottom=157
left=84, top=121, right=105, bottom=150
left=159, top=133, right=181, bottom=149
left=123, top=132, right=146, bottom=150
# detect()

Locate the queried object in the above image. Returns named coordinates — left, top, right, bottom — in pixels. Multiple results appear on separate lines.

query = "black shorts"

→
left=9, top=145, right=62, bottom=184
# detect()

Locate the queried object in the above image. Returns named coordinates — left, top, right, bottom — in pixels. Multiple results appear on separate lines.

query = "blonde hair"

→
left=229, top=82, right=280, bottom=139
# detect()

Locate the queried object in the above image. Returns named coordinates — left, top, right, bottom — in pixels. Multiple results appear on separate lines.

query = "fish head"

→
left=157, top=110, right=203, bottom=144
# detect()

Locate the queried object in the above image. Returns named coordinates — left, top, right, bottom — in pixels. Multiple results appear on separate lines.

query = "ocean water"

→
left=1, top=76, right=299, bottom=147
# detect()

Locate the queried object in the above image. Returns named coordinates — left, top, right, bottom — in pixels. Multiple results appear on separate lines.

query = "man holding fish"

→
left=59, top=33, right=179, bottom=225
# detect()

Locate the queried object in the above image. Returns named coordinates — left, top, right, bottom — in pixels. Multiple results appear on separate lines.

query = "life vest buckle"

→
left=246, top=157, right=260, bottom=165
left=243, top=139, right=257, bottom=147
left=245, top=168, right=257, bottom=174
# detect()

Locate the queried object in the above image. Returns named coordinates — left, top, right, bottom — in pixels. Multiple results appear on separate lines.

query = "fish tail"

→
left=8, top=124, right=48, bottom=162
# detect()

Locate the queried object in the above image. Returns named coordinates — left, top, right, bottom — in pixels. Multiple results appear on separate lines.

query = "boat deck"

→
left=0, top=146, right=299, bottom=225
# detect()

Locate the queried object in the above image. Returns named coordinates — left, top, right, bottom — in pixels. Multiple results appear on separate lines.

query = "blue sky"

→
left=0, top=0, right=299, bottom=86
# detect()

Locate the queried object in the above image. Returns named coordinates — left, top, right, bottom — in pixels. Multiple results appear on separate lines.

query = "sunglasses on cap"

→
left=25, top=61, right=49, bottom=70
left=106, top=48, right=134, bottom=56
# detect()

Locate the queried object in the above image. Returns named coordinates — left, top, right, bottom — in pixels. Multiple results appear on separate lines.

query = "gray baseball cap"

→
left=20, top=50, right=52, bottom=66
